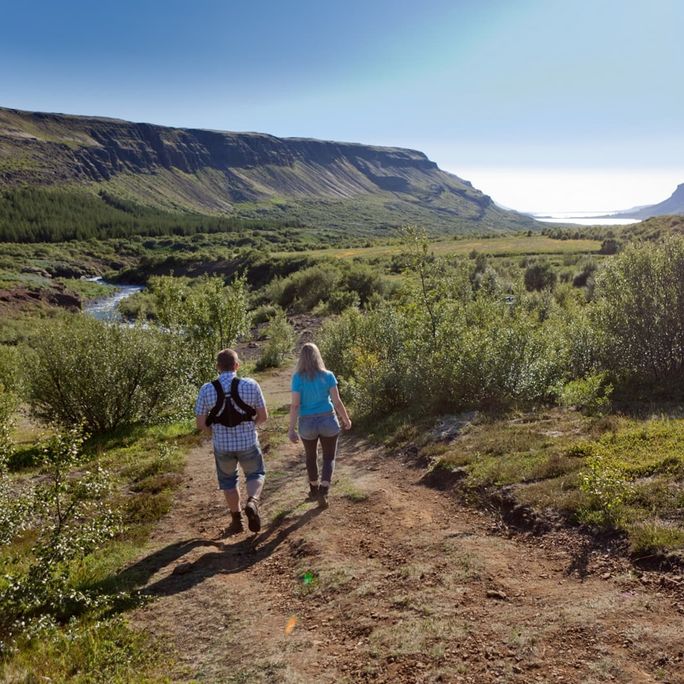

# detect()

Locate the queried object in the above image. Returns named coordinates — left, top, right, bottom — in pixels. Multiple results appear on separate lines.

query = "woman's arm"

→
left=330, top=386, right=352, bottom=430
left=288, top=391, right=301, bottom=443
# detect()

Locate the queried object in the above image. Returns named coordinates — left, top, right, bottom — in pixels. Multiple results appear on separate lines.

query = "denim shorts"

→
left=298, top=412, right=340, bottom=440
left=214, top=444, right=266, bottom=490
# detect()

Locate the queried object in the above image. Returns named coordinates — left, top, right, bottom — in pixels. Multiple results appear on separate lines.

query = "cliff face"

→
left=0, top=107, right=534, bottom=231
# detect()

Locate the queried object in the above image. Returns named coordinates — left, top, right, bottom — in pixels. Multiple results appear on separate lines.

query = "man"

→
left=195, top=348, right=268, bottom=534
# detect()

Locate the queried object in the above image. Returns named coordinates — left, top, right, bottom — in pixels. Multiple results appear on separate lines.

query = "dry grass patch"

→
left=369, top=616, right=470, bottom=659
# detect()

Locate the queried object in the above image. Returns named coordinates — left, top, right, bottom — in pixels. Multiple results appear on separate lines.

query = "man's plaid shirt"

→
left=195, top=372, right=266, bottom=452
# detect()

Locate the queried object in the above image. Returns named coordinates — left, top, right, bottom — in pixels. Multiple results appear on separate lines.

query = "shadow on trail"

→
left=136, top=506, right=324, bottom=598
left=114, top=538, right=225, bottom=593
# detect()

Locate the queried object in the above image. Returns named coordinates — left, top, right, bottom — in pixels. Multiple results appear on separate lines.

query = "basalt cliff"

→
left=0, top=106, right=535, bottom=234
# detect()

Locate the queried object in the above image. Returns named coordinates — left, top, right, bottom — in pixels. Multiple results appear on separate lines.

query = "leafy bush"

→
left=149, top=274, right=250, bottom=382
left=592, top=238, right=684, bottom=393
left=319, top=292, right=571, bottom=420
left=255, top=311, right=296, bottom=370
left=599, top=238, right=622, bottom=255
left=25, top=315, right=193, bottom=434
left=578, top=449, right=632, bottom=527
left=572, top=261, right=597, bottom=288
left=265, top=262, right=385, bottom=313
left=524, top=263, right=557, bottom=291
left=277, top=264, right=340, bottom=312
left=557, top=373, right=613, bottom=415
left=251, top=304, right=280, bottom=325
left=0, top=345, right=23, bottom=398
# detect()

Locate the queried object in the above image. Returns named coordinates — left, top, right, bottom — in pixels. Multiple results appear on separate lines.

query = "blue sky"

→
left=2, top=0, right=683, bottom=212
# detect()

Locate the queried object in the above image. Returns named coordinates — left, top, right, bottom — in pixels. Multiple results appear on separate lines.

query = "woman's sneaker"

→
left=307, top=484, right=319, bottom=502
left=244, top=497, right=261, bottom=533
left=318, top=485, right=329, bottom=509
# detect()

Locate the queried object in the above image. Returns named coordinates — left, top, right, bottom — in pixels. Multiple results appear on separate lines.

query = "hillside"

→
left=615, top=183, right=684, bottom=219
left=0, top=107, right=535, bottom=240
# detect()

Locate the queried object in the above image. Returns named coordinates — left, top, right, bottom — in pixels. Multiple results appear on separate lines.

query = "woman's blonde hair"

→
left=296, top=342, right=326, bottom=379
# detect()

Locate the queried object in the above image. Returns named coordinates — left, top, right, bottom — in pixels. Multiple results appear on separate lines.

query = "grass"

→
left=275, top=234, right=602, bottom=260
left=2, top=617, right=167, bottom=684
left=398, top=410, right=684, bottom=556
left=0, top=418, right=198, bottom=679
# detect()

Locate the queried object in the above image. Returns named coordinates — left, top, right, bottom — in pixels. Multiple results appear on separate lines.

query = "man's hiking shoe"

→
left=318, top=485, right=329, bottom=509
left=307, top=484, right=319, bottom=502
left=245, top=497, right=261, bottom=533
left=226, top=512, right=244, bottom=535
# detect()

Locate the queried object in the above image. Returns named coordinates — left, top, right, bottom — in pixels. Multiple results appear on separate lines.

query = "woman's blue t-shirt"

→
left=291, top=370, right=337, bottom=416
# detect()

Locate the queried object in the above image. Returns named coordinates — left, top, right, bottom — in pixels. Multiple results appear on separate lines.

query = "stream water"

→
left=82, top=277, right=144, bottom=321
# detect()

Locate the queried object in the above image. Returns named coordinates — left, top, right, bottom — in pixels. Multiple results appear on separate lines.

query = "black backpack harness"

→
left=205, top=377, right=256, bottom=428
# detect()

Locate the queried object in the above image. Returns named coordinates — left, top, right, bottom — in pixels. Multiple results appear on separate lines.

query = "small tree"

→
left=0, top=427, right=120, bottom=644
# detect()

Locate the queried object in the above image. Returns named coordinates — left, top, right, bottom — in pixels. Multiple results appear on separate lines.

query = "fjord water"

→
left=534, top=211, right=640, bottom=226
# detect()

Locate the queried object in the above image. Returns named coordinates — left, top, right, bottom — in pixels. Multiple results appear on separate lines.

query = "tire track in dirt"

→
left=131, top=370, right=684, bottom=683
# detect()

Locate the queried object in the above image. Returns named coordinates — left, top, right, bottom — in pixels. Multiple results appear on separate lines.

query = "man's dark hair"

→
left=217, top=348, right=239, bottom=372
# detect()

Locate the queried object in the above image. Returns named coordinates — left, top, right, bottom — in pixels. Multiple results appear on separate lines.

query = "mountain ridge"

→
left=0, top=106, right=535, bottom=236
left=614, top=183, right=684, bottom=219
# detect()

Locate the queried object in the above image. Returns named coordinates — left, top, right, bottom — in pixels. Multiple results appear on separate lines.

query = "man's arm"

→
left=254, top=406, right=268, bottom=426
left=250, top=380, right=268, bottom=427
left=196, top=414, right=212, bottom=434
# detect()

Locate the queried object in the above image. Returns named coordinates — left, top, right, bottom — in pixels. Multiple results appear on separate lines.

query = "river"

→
left=82, top=278, right=144, bottom=321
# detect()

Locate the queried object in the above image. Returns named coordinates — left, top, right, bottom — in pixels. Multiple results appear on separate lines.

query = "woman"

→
left=288, top=343, right=351, bottom=508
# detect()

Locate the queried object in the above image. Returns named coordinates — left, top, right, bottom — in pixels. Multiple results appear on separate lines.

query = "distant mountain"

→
left=0, top=106, right=535, bottom=239
left=615, top=184, right=684, bottom=219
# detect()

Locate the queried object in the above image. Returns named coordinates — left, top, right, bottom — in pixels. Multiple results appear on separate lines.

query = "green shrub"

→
left=149, top=274, right=251, bottom=382
left=25, top=315, right=193, bottom=434
left=255, top=311, right=296, bottom=371
left=592, top=238, right=684, bottom=393
left=0, top=345, right=23, bottom=397
left=251, top=303, right=280, bottom=325
left=326, top=289, right=360, bottom=314
left=277, top=265, right=341, bottom=312
left=524, top=262, right=557, bottom=291
left=578, top=450, right=632, bottom=527
left=557, top=373, right=613, bottom=415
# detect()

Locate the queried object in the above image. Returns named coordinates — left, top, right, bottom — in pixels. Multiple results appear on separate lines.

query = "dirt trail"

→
left=132, top=368, right=684, bottom=683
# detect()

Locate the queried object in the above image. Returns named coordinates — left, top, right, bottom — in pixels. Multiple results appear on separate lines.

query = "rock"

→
left=428, top=412, right=477, bottom=443
left=486, top=589, right=509, bottom=601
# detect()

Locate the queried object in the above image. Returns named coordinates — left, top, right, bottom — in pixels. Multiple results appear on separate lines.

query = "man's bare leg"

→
left=222, top=488, right=241, bottom=513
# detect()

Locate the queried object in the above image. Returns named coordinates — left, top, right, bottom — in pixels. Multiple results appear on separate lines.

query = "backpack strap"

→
left=205, top=379, right=225, bottom=426
left=230, top=377, right=256, bottom=419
